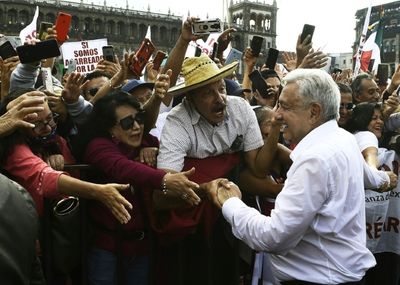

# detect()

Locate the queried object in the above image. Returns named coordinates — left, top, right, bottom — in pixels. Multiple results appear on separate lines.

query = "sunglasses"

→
left=118, top=112, right=146, bottom=130
left=340, top=103, right=355, bottom=110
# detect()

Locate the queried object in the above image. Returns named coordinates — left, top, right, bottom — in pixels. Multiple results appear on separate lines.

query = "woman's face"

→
left=28, top=102, right=57, bottom=138
left=367, top=109, right=384, bottom=139
left=110, top=105, right=144, bottom=148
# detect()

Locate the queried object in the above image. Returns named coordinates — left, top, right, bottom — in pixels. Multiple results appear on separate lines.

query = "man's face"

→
left=82, top=76, right=109, bottom=101
left=276, top=82, right=314, bottom=144
left=338, top=92, right=353, bottom=127
left=130, top=86, right=152, bottom=105
left=355, top=78, right=380, bottom=103
left=189, top=79, right=227, bottom=125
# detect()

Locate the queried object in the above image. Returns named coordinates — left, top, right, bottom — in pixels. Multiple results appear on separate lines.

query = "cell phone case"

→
left=0, top=41, right=17, bottom=60
left=130, top=38, right=155, bottom=76
left=17, top=39, right=60, bottom=64
left=248, top=70, right=268, bottom=97
left=152, top=51, right=167, bottom=70
left=55, top=12, right=72, bottom=42
left=265, top=48, right=279, bottom=70
left=300, top=24, right=315, bottom=44
left=250, top=36, right=264, bottom=57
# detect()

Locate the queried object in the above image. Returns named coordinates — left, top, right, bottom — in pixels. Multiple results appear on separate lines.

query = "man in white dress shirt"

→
left=216, top=69, right=376, bottom=284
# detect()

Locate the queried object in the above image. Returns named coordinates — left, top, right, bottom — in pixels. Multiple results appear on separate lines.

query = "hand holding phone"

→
left=377, top=64, right=389, bottom=85
left=130, top=38, right=155, bottom=76
left=55, top=12, right=72, bottom=43
left=210, top=42, right=219, bottom=61
left=250, top=36, right=264, bottom=57
left=265, top=48, right=279, bottom=70
left=300, top=24, right=315, bottom=44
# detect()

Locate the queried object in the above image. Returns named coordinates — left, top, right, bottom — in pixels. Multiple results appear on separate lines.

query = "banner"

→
left=353, top=3, right=372, bottom=77
left=61, top=38, right=108, bottom=73
left=19, top=6, right=39, bottom=44
left=365, top=148, right=400, bottom=255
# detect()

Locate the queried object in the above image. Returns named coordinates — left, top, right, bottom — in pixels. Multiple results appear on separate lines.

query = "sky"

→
left=75, top=0, right=395, bottom=53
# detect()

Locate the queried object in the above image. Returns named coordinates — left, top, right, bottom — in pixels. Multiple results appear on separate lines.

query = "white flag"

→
left=19, top=6, right=39, bottom=44
left=145, top=25, right=151, bottom=41
left=353, top=2, right=372, bottom=77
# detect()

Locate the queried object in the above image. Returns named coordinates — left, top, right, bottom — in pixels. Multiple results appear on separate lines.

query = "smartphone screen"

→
left=38, top=22, right=53, bottom=41
left=300, top=24, right=315, bottom=44
left=55, top=12, right=72, bottom=42
left=0, top=41, right=18, bottom=60
left=250, top=36, right=264, bottom=57
left=102, top=45, right=115, bottom=62
left=265, top=48, right=279, bottom=70
left=249, top=70, right=268, bottom=98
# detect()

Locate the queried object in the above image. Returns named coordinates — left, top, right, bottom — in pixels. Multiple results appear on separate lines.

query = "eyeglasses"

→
left=85, top=88, right=99, bottom=97
left=118, top=112, right=146, bottom=130
left=33, top=113, right=60, bottom=134
left=340, top=103, right=355, bottom=110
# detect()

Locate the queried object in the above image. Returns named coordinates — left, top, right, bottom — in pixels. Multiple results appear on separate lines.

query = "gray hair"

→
left=283, top=69, right=340, bottom=121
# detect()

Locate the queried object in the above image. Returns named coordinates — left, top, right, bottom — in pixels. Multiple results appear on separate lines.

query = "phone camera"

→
left=200, top=25, right=209, bottom=30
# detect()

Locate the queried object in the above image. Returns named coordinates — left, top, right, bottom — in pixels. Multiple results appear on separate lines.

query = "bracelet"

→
left=109, top=79, right=123, bottom=90
left=161, top=173, right=169, bottom=195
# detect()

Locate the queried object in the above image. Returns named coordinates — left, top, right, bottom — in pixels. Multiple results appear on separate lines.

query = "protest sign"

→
left=61, top=38, right=107, bottom=73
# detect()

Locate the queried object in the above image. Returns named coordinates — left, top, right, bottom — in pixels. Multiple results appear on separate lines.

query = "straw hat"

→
left=167, top=53, right=238, bottom=96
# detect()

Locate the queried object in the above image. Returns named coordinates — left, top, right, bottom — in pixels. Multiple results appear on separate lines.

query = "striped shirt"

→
left=157, top=96, right=263, bottom=172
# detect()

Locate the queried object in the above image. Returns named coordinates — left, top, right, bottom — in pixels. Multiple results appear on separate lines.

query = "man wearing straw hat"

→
left=147, top=17, right=280, bottom=285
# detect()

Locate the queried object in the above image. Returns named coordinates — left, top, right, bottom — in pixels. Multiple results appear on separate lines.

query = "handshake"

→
left=202, top=178, right=242, bottom=208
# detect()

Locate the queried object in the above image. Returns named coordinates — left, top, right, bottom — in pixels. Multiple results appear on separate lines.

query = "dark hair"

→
left=337, top=82, right=352, bottom=94
left=345, top=102, right=381, bottom=133
left=260, top=69, right=280, bottom=81
left=350, top=73, right=374, bottom=99
left=76, top=90, right=142, bottom=157
left=83, top=70, right=111, bottom=83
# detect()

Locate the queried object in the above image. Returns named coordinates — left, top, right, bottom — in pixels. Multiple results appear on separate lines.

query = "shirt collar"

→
left=290, top=120, right=338, bottom=162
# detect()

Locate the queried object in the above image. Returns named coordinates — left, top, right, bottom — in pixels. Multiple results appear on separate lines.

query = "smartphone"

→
left=55, top=12, right=72, bottom=42
left=194, top=46, right=202, bottom=57
left=300, top=24, right=315, bottom=44
left=332, top=67, right=342, bottom=74
left=210, top=42, right=219, bottom=61
left=130, top=38, right=155, bottom=76
left=192, top=19, right=222, bottom=35
left=0, top=41, right=18, bottom=60
left=38, top=22, right=53, bottom=41
left=248, top=70, right=269, bottom=98
left=102, top=45, right=115, bottom=62
left=152, top=50, right=167, bottom=70
left=377, top=64, right=389, bottom=85
left=16, top=39, right=60, bottom=63
left=225, top=48, right=243, bottom=65
left=66, top=59, right=77, bottom=75
left=265, top=48, right=279, bottom=70
left=250, top=36, right=264, bottom=57
left=41, top=67, right=54, bottom=93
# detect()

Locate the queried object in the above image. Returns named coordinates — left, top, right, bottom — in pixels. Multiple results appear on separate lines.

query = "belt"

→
left=93, top=222, right=147, bottom=241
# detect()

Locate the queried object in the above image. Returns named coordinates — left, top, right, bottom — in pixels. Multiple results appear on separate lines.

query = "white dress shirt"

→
left=223, top=120, right=376, bottom=283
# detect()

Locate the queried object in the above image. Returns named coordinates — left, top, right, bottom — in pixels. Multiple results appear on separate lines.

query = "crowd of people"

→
left=1, top=14, right=400, bottom=285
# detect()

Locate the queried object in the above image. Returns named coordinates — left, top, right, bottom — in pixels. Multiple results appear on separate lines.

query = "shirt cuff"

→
left=222, top=197, right=246, bottom=224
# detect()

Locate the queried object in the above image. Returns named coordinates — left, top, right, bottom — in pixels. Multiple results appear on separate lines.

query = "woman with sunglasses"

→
left=80, top=90, right=200, bottom=285
left=346, top=102, right=400, bottom=285
left=0, top=89, right=132, bottom=221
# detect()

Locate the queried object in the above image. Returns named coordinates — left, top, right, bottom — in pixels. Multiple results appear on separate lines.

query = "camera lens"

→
left=200, top=25, right=208, bottom=30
